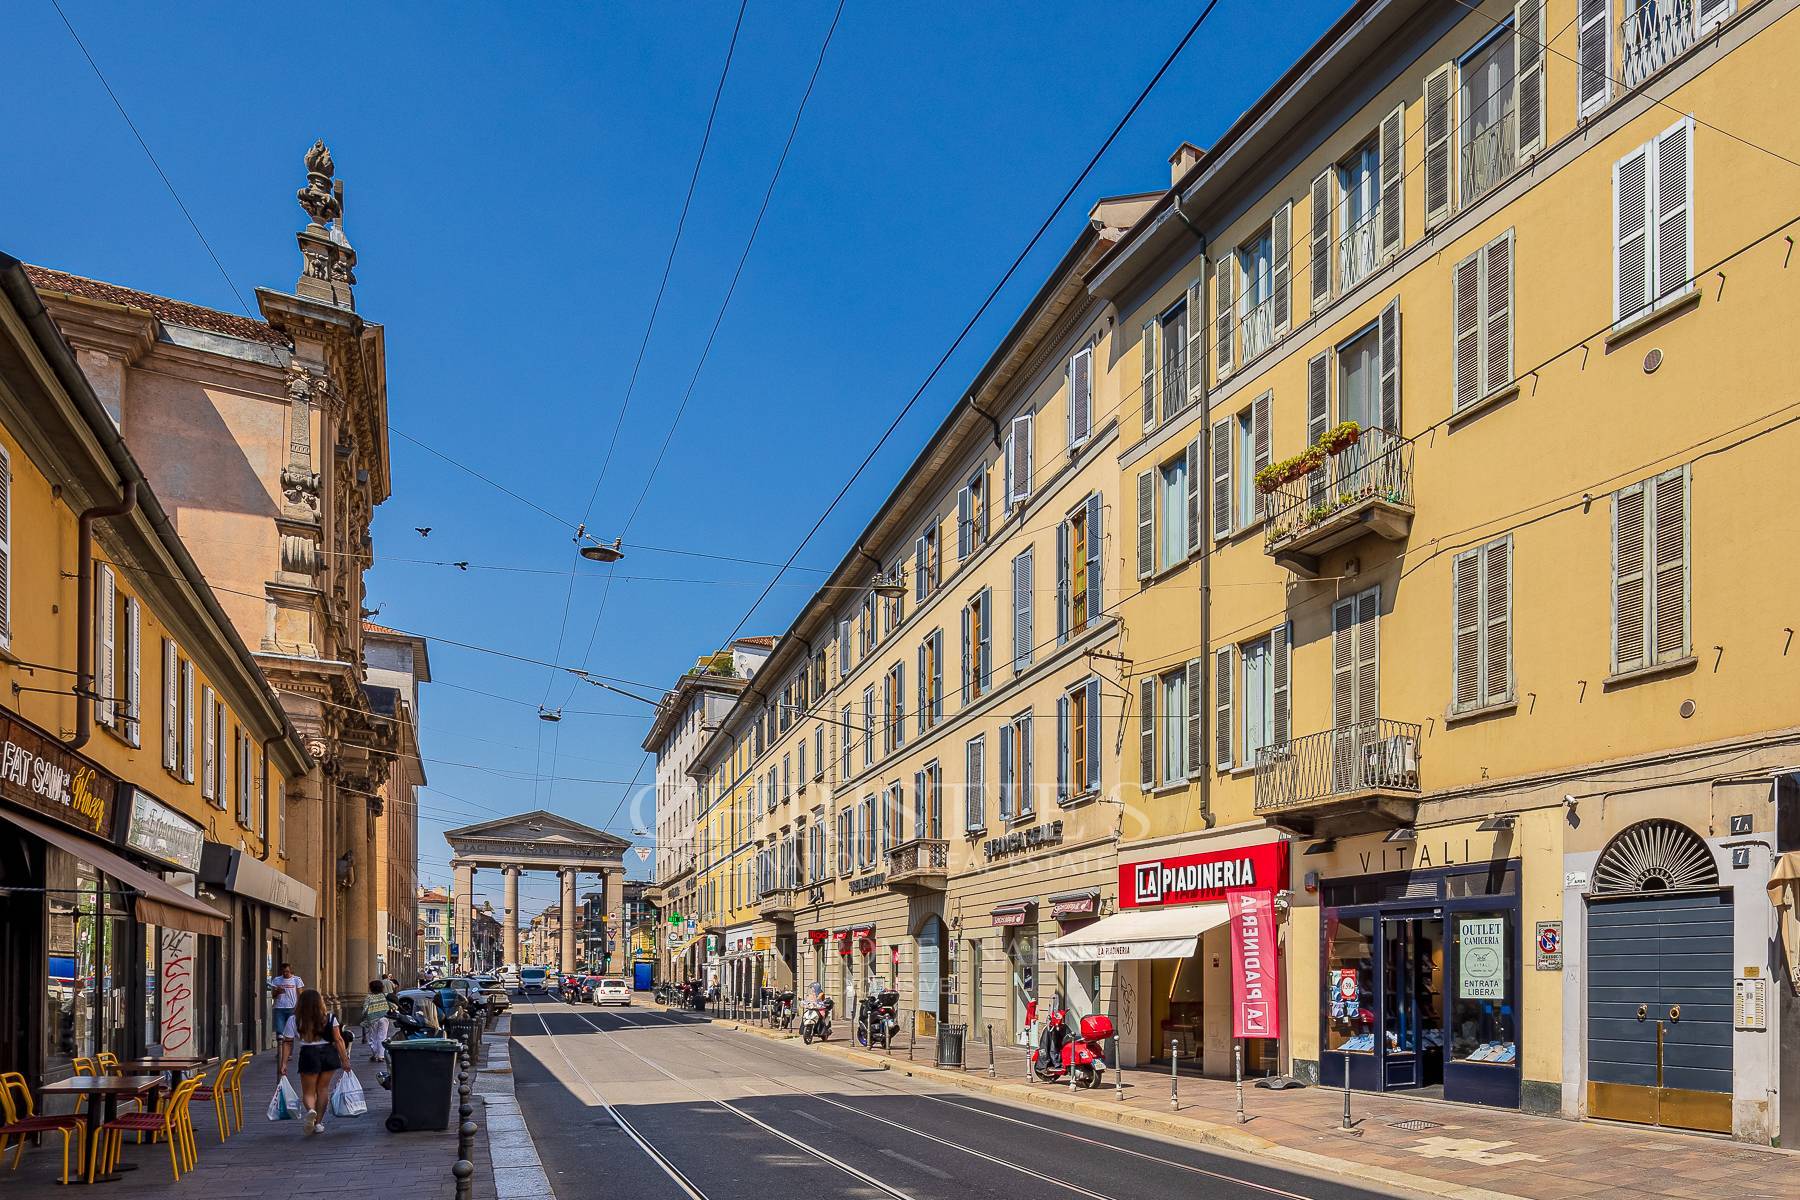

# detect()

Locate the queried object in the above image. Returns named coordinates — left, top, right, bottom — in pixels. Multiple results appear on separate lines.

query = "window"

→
left=797, top=739, right=807, bottom=792
left=1057, top=678, right=1101, bottom=801
left=1459, top=21, right=1517, bottom=204
left=1003, top=413, right=1034, bottom=510
left=915, top=525, right=941, bottom=602
left=1231, top=206, right=1292, bottom=363
left=201, top=686, right=220, bottom=803
left=1010, top=548, right=1035, bottom=674
left=884, top=782, right=904, bottom=851
left=1160, top=670, right=1188, bottom=785
left=1615, top=119, right=1694, bottom=326
left=917, top=628, right=944, bottom=733
left=1068, top=345, right=1094, bottom=446
left=1242, top=627, right=1292, bottom=763
left=1453, top=536, right=1513, bottom=711
left=838, top=808, right=853, bottom=876
left=1453, top=231, right=1515, bottom=410
left=841, top=704, right=854, bottom=776
left=883, top=662, right=906, bottom=754
left=782, top=754, right=792, bottom=802
left=912, top=759, right=942, bottom=841
left=1160, top=454, right=1189, bottom=571
left=813, top=725, right=825, bottom=780
left=1210, top=394, right=1270, bottom=539
left=857, top=795, right=877, bottom=868
left=1577, top=0, right=1610, bottom=115
left=964, top=735, right=986, bottom=831
left=861, top=686, right=875, bottom=768
left=859, top=593, right=875, bottom=655
left=1057, top=494, right=1104, bottom=641
left=838, top=618, right=851, bottom=674
left=1613, top=466, right=1689, bottom=675
left=961, top=590, right=992, bottom=703
left=998, top=712, right=1033, bottom=820
left=1149, top=301, right=1188, bottom=424
left=882, top=560, right=905, bottom=634
left=1336, top=139, right=1383, bottom=290
left=958, top=469, right=990, bottom=558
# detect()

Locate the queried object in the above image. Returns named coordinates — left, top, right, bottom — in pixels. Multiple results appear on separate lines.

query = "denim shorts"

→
left=273, top=1007, right=297, bottom=1040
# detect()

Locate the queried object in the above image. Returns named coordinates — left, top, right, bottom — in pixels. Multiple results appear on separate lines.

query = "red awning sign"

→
left=1120, top=841, right=1288, bottom=909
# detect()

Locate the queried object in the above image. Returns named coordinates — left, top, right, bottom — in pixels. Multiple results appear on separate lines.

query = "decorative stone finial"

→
left=292, top=139, right=357, bottom=310
left=297, top=140, right=342, bottom=227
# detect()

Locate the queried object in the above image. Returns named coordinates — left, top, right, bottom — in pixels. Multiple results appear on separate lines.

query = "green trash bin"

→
left=384, top=1038, right=459, bottom=1132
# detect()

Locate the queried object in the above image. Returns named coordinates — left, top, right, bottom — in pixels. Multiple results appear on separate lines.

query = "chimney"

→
left=1169, top=141, right=1204, bottom=187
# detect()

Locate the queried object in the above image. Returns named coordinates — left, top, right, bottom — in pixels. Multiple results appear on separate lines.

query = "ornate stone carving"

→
left=280, top=466, right=321, bottom=516
left=297, top=140, right=342, bottom=227
left=280, top=534, right=319, bottom=576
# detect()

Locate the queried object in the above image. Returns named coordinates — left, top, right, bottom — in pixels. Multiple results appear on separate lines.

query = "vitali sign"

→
left=1119, top=841, right=1288, bottom=909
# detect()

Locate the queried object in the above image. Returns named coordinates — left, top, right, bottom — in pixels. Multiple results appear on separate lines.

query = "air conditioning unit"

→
left=1362, top=735, right=1418, bottom=788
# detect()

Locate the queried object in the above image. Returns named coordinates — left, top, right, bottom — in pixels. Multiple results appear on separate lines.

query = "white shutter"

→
left=1183, top=439, right=1201, bottom=558
left=965, top=737, right=983, bottom=830
left=1355, top=587, right=1381, bottom=727
left=96, top=565, right=116, bottom=727
left=1698, top=0, right=1734, bottom=33
left=1139, top=677, right=1156, bottom=788
left=1084, top=678, right=1101, bottom=792
left=1019, top=715, right=1033, bottom=815
left=1309, top=170, right=1333, bottom=307
left=1213, top=646, right=1233, bottom=770
left=1650, top=467, right=1690, bottom=663
left=1483, top=536, right=1512, bottom=706
left=1271, top=623, right=1291, bottom=748
left=1423, top=63, right=1453, bottom=227
left=1211, top=418, right=1232, bottom=540
left=1379, top=104, right=1404, bottom=259
left=1454, top=251, right=1483, bottom=410
left=1614, top=143, right=1651, bottom=323
left=1453, top=548, right=1483, bottom=711
left=980, top=587, right=995, bottom=688
left=1653, top=119, right=1694, bottom=306
left=1055, top=520, right=1070, bottom=645
left=1379, top=297, right=1402, bottom=435
left=1251, top=392, right=1272, bottom=522
left=1140, top=318, right=1158, bottom=430
left=181, top=659, right=195, bottom=782
left=1056, top=693, right=1070, bottom=802
left=1515, top=1, right=1545, bottom=158
left=202, top=685, right=218, bottom=800
left=125, top=596, right=141, bottom=746
left=1184, top=272, right=1207, bottom=407
left=1083, top=494, right=1103, bottom=624
left=1332, top=596, right=1358, bottom=730
left=1307, top=353, right=1330, bottom=503
left=1010, top=414, right=1034, bottom=507
left=1013, top=552, right=1033, bottom=674
left=1214, top=256, right=1235, bottom=378
left=1136, top=470, right=1155, bottom=581
left=1578, top=0, right=1610, bottom=117
left=1185, top=658, right=1205, bottom=779
left=960, top=604, right=972, bottom=702
left=1271, top=200, right=1292, bottom=335
left=1070, top=345, right=1092, bottom=445
left=162, top=639, right=178, bottom=769
left=1483, top=232, right=1513, bottom=399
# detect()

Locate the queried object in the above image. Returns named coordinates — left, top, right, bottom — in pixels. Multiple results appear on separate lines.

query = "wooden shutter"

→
left=1578, top=0, right=1610, bottom=116
left=960, top=605, right=972, bottom=703
left=1083, top=494, right=1103, bottom=624
left=1378, top=297, right=1402, bottom=435
left=1185, top=658, right=1205, bottom=779
left=125, top=598, right=141, bottom=745
left=181, top=659, right=195, bottom=781
left=957, top=487, right=972, bottom=559
left=1515, top=1, right=1545, bottom=158
left=1271, top=623, right=1291, bottom=748
left=1423, top=64, right=1453, bottom=227
left=1698, top=0, right=1732, bottom=31
left=1271, top=201, right=1292, bottom=335
left=1651, top=467, right=1690, bottom=663
left=1056, top=693, right=1070, bottom=802
left=0, top=448, right=9, bottom=647
left=203, top=685, right=218, bottom=799
left=1333, top=597, right=1356, bottom=729
left=966, top=738, right=984, bottom=829
left=1084, top=679, right=1101, bottom=792
left=1184, top=439, right=1201, bottom=557
left=1654, top=120, right=1693, bottom=305
left=1071, top=346, right=1093, bottom=445
left=1309, top=170, right=1333, bottom=308
left=1307, top=352, right=1330, bottom=503
left=1355, top=588, right=1380, bottom=727
left=1184, top=272, right=1207, bottom=407
left=1055, top=520, right=1070, bottom=645
left=1453, top=548, right=1482, bottom=710
left=1136, top=470, right=1155, bottom=581
left=1141, top=318, right=1159, bottom=430
left=1214, top=256, right=1234, bottom=378
left=998, top=723, right=1013, bottom=820
left=1454, top=250, right=1482, bottom=409
left=1213, top=647, right=1234, bottom=770
left=162, top=639, right=178, bottom=769
left=1483, top=232, right=1513, bottom=398
left=980, top=587, right=995, bottom=688
left=97, top=565, right=116, bottom=727
left=1379, top=105, right=1404, bottom=258
left=1483, top=536, right=1512, bottom=706
left=1139, top=677, right=1156, bottom=787
left=1211, top=418, right=1232, bottom=540
left=1251, top=392, right=1273, bottom=521
left=1614, top=143, right=1651, bottom=323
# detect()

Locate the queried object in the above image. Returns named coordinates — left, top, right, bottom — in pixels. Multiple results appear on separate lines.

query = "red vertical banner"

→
left=1228, top=890, right=1281, bottom=1039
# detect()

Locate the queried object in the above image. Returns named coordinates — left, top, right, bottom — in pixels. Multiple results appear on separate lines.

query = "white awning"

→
left=1043, top=902, right=1230, bottom=963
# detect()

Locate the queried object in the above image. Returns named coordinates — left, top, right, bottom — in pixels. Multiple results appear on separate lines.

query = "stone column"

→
left=560, top=869, right=578, bottom=974
left=503, top=866, right=520, bottom=967
left=604, top=869, right=625, bottom=974
left=453, top=860, right=474, bottom=969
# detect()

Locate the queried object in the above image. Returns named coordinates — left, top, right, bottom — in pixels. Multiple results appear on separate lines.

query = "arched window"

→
left=1593, top=819, right=1719, bottom=894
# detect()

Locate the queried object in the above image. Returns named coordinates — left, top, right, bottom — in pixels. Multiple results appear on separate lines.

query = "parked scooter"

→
left=774, top=990, right=798, bottom=1030
left=800, top=994, right=834, bottom=1044
left=854, top=989, right=900, bottom=1049
left=1029, top=996, right=1113, bottom=1089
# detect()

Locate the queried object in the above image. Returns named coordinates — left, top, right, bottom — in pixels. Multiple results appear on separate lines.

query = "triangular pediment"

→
left=444, top=809, right=629, bottom=855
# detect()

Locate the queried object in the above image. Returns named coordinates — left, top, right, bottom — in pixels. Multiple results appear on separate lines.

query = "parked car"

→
left=499, top=967, right=521, bottom=990
left=473, top=974, right=510, bottom=1012
left=595, top=977, right=632, bottom=1007
left=519, top=967, right=548, bottom=995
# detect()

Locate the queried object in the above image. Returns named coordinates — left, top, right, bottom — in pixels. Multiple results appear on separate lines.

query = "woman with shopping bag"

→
left=293, top=989, right=350, bottom=1136
left=330, top=1070, right=367, bottom=1118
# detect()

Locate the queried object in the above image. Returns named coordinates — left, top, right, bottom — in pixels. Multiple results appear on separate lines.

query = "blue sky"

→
left=9, top=0, right=1346, bottom=917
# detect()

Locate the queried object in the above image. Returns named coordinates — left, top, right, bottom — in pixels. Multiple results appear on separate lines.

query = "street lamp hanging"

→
left=870, top=570, right=906, bottom=600
left=580, top=537, right=624, bottom=563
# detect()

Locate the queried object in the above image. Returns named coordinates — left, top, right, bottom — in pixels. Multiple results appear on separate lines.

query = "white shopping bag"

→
left=330, top=1071, right=368, bottom=1117
left=267, top=1076, right=300, bottom=1121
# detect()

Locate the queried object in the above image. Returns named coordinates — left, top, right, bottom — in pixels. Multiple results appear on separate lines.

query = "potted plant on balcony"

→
left=1320, top=420, right=1362, bottom=454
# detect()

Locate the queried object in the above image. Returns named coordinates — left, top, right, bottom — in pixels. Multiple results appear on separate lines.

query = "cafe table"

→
left=117, top=1056, right=217, bottom=1085
left=39, top=1075, right=163, bottom=1184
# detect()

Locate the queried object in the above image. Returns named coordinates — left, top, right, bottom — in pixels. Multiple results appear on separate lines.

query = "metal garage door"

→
left=1586, top=890, right=1734, bottom=1133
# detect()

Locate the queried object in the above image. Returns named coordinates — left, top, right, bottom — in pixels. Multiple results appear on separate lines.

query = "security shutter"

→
left=1309, top=170, right=1333, bottom=307
left=1185, top=657, right=1205, bottom=779
left=162, top=639, right=178, bottom=769
left=1214, top=256, right=1234, bottom=378
left=1423, top=63, right=1453, bottom=227
left=1184, top=438, right=1201, bottom=557
left=1141, top=318, right=1159, bottom=430
left=1516, top=1, right=1545, bottom=158
left=1055, top=520, right=1070, bottom=645
left=1272, top=200, right=1292, bottom=335
left=1271, top=623, right=1291, bottom=747
left=1136, top=470, right=1155, bottom=581
left=1070, top=345, right=1093, bottom=445
left=1056, top=693, right=1070, bottom=802
left=1184, top=272, right=1207, bottom=407
left=1654, top=120, right=1693, bottom=308
left=1214, top=646, right=1233, bottom=770
left=1013, top=551, right=1033, bottom=674
left=1251, top=392, right=1272, bottom=521
left=1578, top=0, right=1610, bottom=116
left=1651, top=467, right=1690, bottom=664
left=1083, top=494, right=1103, bottom=624
left=1139, top=677, right=1156, bottom=788
left=1615, top=144, right=1650, bottom=323
left=1211, top=418, right=1232, bottom=540
left=1483, top=233, right=1513, bottom=398
left=1084, top=678, right=1101, bottom=792
left=1454, top=251, right=1483, bottom=410
left=96, top=565, right=116, bottom=727
left=1379, top=105, right=1404, bottom=258
left=1379, top=297, right=1402, bottom=434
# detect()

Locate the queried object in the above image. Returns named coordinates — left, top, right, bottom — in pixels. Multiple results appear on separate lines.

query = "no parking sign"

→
left=1535, top=921, right=1563, bottom=971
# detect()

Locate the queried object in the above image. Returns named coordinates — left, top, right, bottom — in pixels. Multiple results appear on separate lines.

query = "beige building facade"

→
left=364, top=622, right=430, bottom=984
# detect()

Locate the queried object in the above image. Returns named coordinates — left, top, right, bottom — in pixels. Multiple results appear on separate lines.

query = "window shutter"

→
left=1614, top=144, right=1651, bottom=323
left=181, top=660, right=195, bottom=782
left=1070, top=346, right=1092, bottom=445
left=960, top=605, right=972, bottom=703
left=980, top=588, right=995, bottom=688
left=1653, top=120, right=1693, bottom=306
left=1085, top=678, right=1101, bottom=792
left=1055, top=521, right=1070, bottom=645
left=203, top=685, right=218, bottom=799
left=1136, top=470, right=1155, bottom=581
left=0, top=447, right=9, bottom=647
left=1084, top=494, right=1103, bottom=623
left=1185, top=658, right=1205, bottom=779
left=917, top=641, right=928, bottom=733
left=162, top=639, right=178, bottom=769
left=1423, top=63, right=1453, bottom=227
left=97, top=565, right=116, bottom=727
left=1139, top=677, right=1156, bottom=787
left=1307, top=353, right=1330, bottom=503
left=957, top=487, right=972, bottom=559
left=1379, top=105, right=1404, bottom=258
left=1698, top=0, right=1733, bottom=31
left=1271, top=623, right=1291, bottom=748
left=895, top=661, right=906, bottom=744
left=1013, top=551, right=1033, bottom=674
left=1251, top=392, right=1273, bottom=521
left=1214, top=256, right=1234, bottom=378
left=1378, top=297, right=1402, bottom=435
left=1141, top=318, right=1158, bottom=430
left=1185, top=272, right=1207, bottom=407
left=1184, top=439, right=1201, bottom=557
left=1515, top=1, right=1545, bottom=158
left=1651, top=467, right=1690, bottom=663
left=1453, top=549, right=1482, bottom=710
left=125, top=598, right=141, bottom=745
left=966, top=738, right=984, bottom=830
left=1056, top=693, right=1070, bottom=802
left=1211, top=418, right=1232, bottom=540
left=1484, top=536, right=1512, bottom=706
left=1214, top=647, right=1234, bottom=770
left=1454, top=251, right=1482, bottom=410
left=1483, top=233, right=1513, bottom=398
left=1332, top=597, right=1357, bottom=729
left=1309, top=170, right=1333, bottom=307
left=1020, top=716, right=1033, bottom=814
left=1014, top=415, right=1034, bottom=506
left=998, top=725, right=1013, bottom=820
left=1271, top=201, right=1292, bottom=335
left=1578, top=0, right=1610, bottom=116
left=1356, top=587, right=1380, bottom=726
left=1002, top=426, right=1014, bottom=509
left=915, top=536, right=928, bottom=602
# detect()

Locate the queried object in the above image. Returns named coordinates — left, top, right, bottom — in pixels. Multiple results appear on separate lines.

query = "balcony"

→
left=1459, top=105, right=1516, bottom=206
left=1253, top=719, right=1423, bottom=836
left=1338, top=206, right=1383, bottom=292
left=1239, top=298, right=1277, bottom=362
left=1622, top=0, right=1698, bottom=89
left=885, top=838, right=949, bottom=892
left=757, top=886, right=797, bottom=921
left=1264, top=427, right=1414, bottom=577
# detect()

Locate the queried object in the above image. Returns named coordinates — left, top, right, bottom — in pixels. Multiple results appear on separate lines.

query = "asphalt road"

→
left=506, top=997, right=1416, bottom=1200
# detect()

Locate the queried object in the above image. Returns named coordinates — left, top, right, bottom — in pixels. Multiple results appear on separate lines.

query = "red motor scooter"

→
left=1029, top=998, right=1114, bottom=1089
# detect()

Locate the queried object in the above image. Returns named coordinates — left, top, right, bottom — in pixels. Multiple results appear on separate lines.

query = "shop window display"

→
left=1451, top=913, right=1516, bottom=1065
left=1325, top=914, right=1375, bottom=1053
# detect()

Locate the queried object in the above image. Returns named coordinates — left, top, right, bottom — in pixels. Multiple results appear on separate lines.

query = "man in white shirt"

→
left=268, top=963, right=303, bottom=1076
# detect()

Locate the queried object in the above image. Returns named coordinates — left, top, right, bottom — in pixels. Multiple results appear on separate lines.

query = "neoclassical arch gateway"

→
left=445, top=811, right=629, bottom=974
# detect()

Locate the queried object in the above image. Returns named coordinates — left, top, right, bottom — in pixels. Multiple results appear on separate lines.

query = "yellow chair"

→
left=70, top=1058, right=94, bottom=1077
left=94, top=1076, right=199, bottom=1182
left=94, top=1053, right=120, bottom=1072
left=191, top=1059, right=239, bottom=1141
left=229, top=1052, right=253, bottom=1133
left=0, top=1073, right=87, bottom=1185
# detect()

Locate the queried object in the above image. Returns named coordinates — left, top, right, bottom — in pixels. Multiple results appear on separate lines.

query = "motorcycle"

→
left=854, top=989, right=900, bottom=1049
left=800, top=996, right=834, bottom=1044
left=1029, top=998, right=1113, bottom=1089
left=775, top=990, right=797, bottom=1030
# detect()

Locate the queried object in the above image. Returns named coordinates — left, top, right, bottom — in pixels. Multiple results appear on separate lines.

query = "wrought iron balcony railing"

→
left=886, top=838, right=949, bottom=889
left=1264, top=427, right=1414, bottom=571
left=1253, top=719, right=1423, bottom=814
left=1240, top=298, right=1277, bottom=362
left=1338, top=207, right=1383, bottom=292
left=1460, top=104, right=1517, bottom=205
left=1622, top=0, right=1698, bottom=89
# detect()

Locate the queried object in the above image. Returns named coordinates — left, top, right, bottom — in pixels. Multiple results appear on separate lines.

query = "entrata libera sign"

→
left=1119, top=841, right=1288, bottom=908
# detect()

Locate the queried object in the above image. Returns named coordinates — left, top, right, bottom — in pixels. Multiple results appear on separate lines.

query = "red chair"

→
left=0, top=1073, right=87, bottom=1185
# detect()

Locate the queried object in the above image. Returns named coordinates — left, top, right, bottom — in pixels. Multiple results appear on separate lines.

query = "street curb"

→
left=477, top=1016, right=555, bottom=1200
left=714, top=1017, right=1523, bottom=1200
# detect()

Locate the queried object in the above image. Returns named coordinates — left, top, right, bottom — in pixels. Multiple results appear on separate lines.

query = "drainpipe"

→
left=70, top=480, right=139, bottom=751
left=968, top=396, right=1004, bottom=450
left=1168, top=189, right=1214, bottom=830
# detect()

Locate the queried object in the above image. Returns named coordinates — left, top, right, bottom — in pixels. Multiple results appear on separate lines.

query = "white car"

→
left=595, top=977, right=632, bottom=1007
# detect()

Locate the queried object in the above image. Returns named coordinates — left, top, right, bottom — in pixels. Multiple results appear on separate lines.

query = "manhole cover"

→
left=1390, top=1119, right=1443, bottom=1131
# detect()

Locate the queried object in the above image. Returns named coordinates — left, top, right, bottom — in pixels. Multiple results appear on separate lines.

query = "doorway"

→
left=1379, top=915, right=1445, bottom=1091
left=1007, top=929, right=1037, bottom=1045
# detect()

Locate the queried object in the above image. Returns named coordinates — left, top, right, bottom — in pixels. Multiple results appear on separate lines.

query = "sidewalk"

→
left=0, top=1046, right=492, bottom=1199
left=711, top=1008, right=1793, bottom=1200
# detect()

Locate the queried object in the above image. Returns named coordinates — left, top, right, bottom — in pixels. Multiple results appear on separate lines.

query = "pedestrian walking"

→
left=293, top=988, right=348, bottom=1136
left=363, top=979, right=392, bottom=1062
left=268, top=962, right=303, bottom=1077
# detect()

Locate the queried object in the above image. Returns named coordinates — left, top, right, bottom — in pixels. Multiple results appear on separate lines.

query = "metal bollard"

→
left=1235, top=1039, right=1246, bottom=1124
left=459, top=1118, right=477, bottom=1162
left=1025, top=1028, right=1034, bottom=1083
left=986, top=1024, right=996, bottom=1078
left=1339, top=1051, right=1360, bottom=1134
left=906, top=1010, right=914, bottom=1060
left=453, top=1159, right=474, bottom=1200
left=1170, top=1041, right=1179, bottom=1110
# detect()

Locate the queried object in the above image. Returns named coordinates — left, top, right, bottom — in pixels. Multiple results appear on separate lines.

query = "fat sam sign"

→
left=1228, top=890, right=1281, bottom=1038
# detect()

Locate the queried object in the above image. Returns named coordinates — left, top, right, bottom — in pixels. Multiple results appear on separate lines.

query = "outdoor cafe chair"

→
left=0, top=1072, right=87, bottom=1185
left=228, top=1052, right=252, bottom=1132
left=190, top=1058, right=240, bottom=1141
left=93, top=1076, right=201, bottom=1182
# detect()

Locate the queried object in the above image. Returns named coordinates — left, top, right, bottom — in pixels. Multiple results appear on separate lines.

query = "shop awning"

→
left=1044, top=902, right=1229, bottom=963
left=1, top=805, right=225, bottom=938
left=1768, top=852, right=1800, bottom=996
